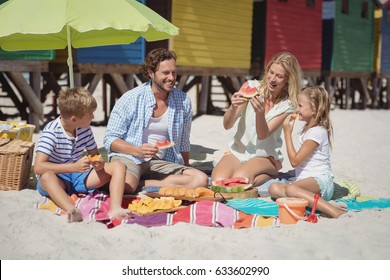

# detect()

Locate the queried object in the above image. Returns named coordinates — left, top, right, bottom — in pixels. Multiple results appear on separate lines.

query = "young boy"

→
left=34, top=87, right=131, bottom=223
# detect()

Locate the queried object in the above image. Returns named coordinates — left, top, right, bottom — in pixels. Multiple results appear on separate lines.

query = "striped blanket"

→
left=36, top=192, right=279, bottom=229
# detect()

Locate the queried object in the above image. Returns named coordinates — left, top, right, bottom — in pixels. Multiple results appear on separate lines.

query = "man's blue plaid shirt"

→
left=104, top=81, right=192, bottom=165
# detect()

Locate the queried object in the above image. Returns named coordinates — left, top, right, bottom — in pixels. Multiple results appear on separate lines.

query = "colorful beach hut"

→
left=251, top=0, right=323, bottom=83
left=372, top=0, right=390, bottom=108
left=322, top=0, right=376, bottom=109
left=167, top=0, right=253, bottom=114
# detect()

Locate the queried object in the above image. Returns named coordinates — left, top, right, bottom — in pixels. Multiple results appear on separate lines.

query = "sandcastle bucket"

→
left=276, top=197, right=309, bottom=224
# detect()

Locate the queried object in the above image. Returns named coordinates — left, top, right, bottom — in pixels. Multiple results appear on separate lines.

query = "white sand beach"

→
left=1, top=108, right=390, bottom=263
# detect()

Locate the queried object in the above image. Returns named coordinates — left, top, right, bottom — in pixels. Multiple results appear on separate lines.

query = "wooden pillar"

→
left=345, top=77, right=351, bottom=109
left=324, top=76, right=333, bottom=101
left=177, top=75, right=188, bottom=91
left=387, top=78, right=390, bottom=110
left=198, top=76, right=210, bottom=115
left=125, top=74, right=135, bottom=89
left=110, top=73, right=129, bottom=94
left=29, top=72, right=41, bottom=131
left=74, top=72, right=82, bottom=87
left=6, top=72, right=43, bottom=121
left=87, top=73, right=103, bottom=94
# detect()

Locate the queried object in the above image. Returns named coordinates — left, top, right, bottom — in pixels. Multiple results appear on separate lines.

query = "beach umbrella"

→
left=0, top=0, right=179, bottom=87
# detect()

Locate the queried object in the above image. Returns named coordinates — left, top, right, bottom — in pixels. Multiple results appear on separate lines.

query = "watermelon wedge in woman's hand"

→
left=239, top=86, right=259, bottom=99
left=155, top=139, right=175, bottom=150
left=239, top=80, right=260, bottom=99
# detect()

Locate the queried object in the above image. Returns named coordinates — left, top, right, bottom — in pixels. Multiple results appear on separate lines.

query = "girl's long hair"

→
left=300, top=86, right=333, bottom=148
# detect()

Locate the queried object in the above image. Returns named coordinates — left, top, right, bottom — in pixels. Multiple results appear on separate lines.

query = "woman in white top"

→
left=269, top=86, right=345, bottom=218
left=211, top=52, right=303, bottom=187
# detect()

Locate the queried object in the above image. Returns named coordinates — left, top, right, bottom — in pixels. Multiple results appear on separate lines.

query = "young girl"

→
left=211, top=52, right=302, bottom=187
left=269, top=86, right=345, bottom=218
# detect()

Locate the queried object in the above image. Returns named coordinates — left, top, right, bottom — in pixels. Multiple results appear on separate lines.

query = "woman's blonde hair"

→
left=58, top=87, right=97, bottom=119
left=300, top=86, right=333, bottom=148
left=259, top=52, right=303, bottom=107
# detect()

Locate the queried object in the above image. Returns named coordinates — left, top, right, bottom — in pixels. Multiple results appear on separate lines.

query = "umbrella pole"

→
left=66, top=25, right=74, bottom=88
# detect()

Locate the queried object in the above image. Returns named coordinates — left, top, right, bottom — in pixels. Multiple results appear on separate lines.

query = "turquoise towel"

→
left=226, top=198, right=279, bottom=217
left=335, top=197, right=390, bottom=211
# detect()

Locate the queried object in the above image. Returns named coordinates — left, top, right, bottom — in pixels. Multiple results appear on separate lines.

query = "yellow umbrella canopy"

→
left=0, top=0, right=179, bottom=87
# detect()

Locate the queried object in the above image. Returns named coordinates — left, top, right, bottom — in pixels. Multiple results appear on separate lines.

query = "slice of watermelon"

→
left=240, top=86, right=259, bottom=99
left=155, top=139, right=175, bottom=150
left=211, top=177, right=252, bottom=193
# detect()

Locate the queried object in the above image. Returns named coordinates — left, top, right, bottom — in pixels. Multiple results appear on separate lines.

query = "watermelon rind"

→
left=211, top=182, right=252, bottom=193
left=240, top=91, right=259, bottom=99
left=211, top=185, right=244, bottom=193
left=156, top=141, right=175, bottom=150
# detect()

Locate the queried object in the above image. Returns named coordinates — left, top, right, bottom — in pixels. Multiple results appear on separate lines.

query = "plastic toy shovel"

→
left=306, top=194, right=320, bottom=223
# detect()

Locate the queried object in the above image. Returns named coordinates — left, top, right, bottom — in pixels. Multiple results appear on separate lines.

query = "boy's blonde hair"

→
left=259, top=52, right=303, bottom=107
left=300, top=86, right=333, bottom=148
left=57, top=87, right=97, bottom=119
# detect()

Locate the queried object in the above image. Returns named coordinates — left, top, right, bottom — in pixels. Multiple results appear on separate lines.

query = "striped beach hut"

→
left=168, top=0, right=253, bottom=114
left=322, top=0, right=376, bottom=109
left=372, top=0, right=390, bottom=108
left=251, top=0, right=323, bottom=83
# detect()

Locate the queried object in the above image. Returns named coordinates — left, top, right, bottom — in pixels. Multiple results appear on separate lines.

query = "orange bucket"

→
left=276, top=197, right=309, bottom=224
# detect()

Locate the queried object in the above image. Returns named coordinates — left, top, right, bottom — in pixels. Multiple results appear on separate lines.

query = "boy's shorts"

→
left=37, top=169, right=94, bottom=197
left=110, top=156, right=190, bottom=180
left=313, top=174, right=334, bottom=201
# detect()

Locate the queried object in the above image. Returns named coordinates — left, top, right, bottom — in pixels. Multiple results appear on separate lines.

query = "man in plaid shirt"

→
left=104, top=48, right=208, bottom=194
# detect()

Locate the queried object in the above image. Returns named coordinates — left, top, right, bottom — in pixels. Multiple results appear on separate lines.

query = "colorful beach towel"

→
left=36, top=192, right=278, bottom=229
left=36, top=192, right=136, bottom=228
left=334, top=197, right=390, bottom=211
left=226, top=198, right=278, bottom=217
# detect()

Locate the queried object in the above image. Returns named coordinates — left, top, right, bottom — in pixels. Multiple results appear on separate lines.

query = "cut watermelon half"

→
left=155, top=139, right=175, bottom=150
left=211, top=176, right=252, bottom=193
left=240, top=86, right=259, bottom=99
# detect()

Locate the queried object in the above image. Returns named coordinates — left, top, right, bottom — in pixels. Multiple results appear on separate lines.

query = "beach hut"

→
left=372, top=1, right=390, bottom=108
left=168, top=0, right=253, bottom=114
left=322, top=0, right=376, bottom=109
left=251, top=0, right=323, bottom=83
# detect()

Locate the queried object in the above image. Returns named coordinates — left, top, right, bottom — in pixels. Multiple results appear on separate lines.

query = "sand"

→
left=1, top=109, right=390, bottom=262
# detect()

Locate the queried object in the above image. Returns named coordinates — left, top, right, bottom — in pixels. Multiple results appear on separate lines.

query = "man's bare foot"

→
left=108, top=207, right=132, bottom=220
left=67, top=208, right=83, bottom=223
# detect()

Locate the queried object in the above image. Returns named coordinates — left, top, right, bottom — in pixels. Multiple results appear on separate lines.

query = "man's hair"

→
left=57, top=87, right=97, bottom=119
left=139, top=48, right=177, bottom=79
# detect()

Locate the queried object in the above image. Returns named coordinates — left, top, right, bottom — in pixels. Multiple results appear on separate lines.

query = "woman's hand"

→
left=250, top=95, right=265, bottom=115
left=230, top=91, right=247, bottom=109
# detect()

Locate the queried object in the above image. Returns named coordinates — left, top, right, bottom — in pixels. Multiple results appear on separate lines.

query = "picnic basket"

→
left=0, top=138, right=35, bottom=191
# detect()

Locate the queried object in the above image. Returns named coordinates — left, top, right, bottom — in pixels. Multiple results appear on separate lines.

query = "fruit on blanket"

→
left=291, top=114, right=298, bottom=120
left=211, top=177, right=252, bottom=193
left=88, top=154, right=102, bottom=162
left=159, top=186, right=216, bottom=198
left=128, top=197, right=182, bottom=214
left=155, top=139, right=175, bottom=149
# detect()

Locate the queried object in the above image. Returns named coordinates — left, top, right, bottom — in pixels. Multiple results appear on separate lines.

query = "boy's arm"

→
left=34, top=152, right=91, bottom=175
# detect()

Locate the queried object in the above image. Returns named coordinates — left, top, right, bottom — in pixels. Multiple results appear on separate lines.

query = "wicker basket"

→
left=0, top=138, right=35, bottom=191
